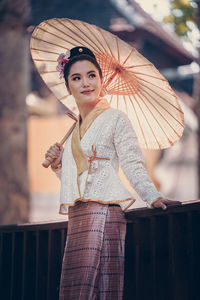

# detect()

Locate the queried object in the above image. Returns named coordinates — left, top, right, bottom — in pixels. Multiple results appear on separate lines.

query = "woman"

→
left=45, top=46, right=180, bottom=300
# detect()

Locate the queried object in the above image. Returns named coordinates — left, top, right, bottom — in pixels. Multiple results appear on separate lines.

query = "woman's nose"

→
left=82, top=76, right=90, bottom=86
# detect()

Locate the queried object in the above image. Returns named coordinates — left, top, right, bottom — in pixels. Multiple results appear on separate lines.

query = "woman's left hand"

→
left=152, top=198, right=182, bottom=210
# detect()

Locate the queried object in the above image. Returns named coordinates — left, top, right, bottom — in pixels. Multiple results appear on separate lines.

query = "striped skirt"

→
left=59, top=201, right=127, bottom=300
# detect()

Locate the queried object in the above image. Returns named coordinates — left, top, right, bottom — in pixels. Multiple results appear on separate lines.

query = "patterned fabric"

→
left=59, top=108, right=163, bottom=214
left=59, top=201, right=126, bottom=300
left=71, top=98, right=110, bottom=178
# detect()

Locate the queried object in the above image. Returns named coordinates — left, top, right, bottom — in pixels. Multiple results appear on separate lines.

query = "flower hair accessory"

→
left=56, top=50, right=71, bottom=79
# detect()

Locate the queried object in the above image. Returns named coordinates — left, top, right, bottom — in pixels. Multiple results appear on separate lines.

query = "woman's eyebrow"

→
left=70, top=70, right=96, bottom=77
left=87, top=70, right=96, bottom=74
left=70, top=73, right=80, bottom=77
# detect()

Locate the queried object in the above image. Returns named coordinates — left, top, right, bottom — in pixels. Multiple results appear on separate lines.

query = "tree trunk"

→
left=0, top=0, right=31, bottom=224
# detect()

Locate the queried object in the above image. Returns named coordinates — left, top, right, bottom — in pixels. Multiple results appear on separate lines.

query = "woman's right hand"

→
left=45, top=142, right=64, bottom=169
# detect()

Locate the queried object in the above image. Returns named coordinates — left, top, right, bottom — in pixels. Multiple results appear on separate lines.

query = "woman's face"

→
left=67, top=60, right=102, bottom=105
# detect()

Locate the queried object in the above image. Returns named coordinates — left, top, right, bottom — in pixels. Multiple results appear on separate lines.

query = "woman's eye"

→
left=72, top=76, right=80, bottom=81
left=89, top=73, right=96, bottom=78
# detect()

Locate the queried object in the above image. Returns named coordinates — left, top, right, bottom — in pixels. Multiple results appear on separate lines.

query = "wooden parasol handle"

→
left=42, top=122, right=77, bottom=168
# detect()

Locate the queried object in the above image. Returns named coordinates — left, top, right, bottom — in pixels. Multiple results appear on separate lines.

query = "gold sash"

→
left=71, top=99, right=110, bottom=176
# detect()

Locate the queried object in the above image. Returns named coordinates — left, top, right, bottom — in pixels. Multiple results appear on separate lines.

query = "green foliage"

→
left=163, top=0, right=198, bottom=37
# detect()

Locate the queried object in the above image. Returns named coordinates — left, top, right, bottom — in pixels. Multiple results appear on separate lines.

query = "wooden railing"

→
left=0, top=200, right=200, bottom=300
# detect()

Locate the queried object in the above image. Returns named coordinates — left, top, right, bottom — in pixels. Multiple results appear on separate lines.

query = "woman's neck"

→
left=77, top=99, right=101, bottom=121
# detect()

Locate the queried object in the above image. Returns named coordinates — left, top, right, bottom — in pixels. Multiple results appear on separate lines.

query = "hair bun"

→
left=69, top=46, right=96, bottom=60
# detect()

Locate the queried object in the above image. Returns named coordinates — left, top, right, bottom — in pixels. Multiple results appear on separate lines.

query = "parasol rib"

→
left=32, top=26, right=78, bottom=49
left=107, top=75, right=139, bottom=95
left=128, top=94, right=148, bottom=148
left=115, top=37, right=120, bottom=64
left=125, top=79, right=161, bottom=147
left=97, top=28, right=117, bottom=60
left=109, top=94, right=114, bottom=105
left=140, top=91, right=183, bottom=138
left=137, top=77, right=176, bottom=96
left=131, top=72, right=167, bottom=81
left=31, top=36, right=75, bottom=52
left=33, top=59, right=57, bottom=62
left=39, top=70, right=58, bottom=75
left=58, top=19, right=107, bottom=56
left=117, top=94, right=119, bottom=109
left=122, top=48, right=135, bottom=66
left=48, top=81, right=64, bottom=88
left=60, top=95, right=71, bottom=101
left=136, top=92, right=164, bottom=147
left=142, top=84, right=183, bottom=114
left=141, top=88, right=184, bottom=126
left=126, top=63, right=152, bottom=69
left=45, top=20, right=93, bottom=50
left=104, top=70, right=119, bottom=89
left=82, top=22, right=111, bottom=55
left=30, top=48, right=60, bottom=55
left=61, top=19, right=103, bottom=53
left=123, top=95, right=128, bottom=114
left=138, top=91, right=180, bottom=141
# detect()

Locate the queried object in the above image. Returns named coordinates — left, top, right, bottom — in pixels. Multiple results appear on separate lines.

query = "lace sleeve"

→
left=114, top=111, right=164, bottom=207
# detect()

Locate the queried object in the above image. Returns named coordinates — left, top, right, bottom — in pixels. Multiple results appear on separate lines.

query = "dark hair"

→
left=63, top=47, right=102, bottom=87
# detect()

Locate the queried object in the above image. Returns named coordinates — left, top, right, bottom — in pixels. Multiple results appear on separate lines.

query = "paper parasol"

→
left=30, top=18, right=184, bottom=149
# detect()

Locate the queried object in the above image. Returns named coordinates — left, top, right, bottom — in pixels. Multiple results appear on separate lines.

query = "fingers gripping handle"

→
left=42, top=157, right=53, bottom=168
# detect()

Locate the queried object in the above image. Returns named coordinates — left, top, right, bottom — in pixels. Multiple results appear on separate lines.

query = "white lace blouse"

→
left=56, top=108, right=164, bottom=214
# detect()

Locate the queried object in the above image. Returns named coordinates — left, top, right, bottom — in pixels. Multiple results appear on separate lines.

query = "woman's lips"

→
left=81, top=90, right=94, bottom=94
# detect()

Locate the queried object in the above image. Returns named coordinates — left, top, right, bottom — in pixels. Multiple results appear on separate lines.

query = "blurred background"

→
left=0, top=0, right=199, bottom=225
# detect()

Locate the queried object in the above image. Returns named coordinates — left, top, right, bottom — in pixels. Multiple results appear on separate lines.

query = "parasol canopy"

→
left=30, top=18, right=184, bottom=149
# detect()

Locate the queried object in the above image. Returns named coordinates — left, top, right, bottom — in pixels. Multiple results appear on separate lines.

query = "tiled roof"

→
left=128, top=0, right=195, bottom=61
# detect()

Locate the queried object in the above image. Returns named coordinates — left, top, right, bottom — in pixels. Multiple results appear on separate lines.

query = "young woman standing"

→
left=45, top=46, right=180, bottom=300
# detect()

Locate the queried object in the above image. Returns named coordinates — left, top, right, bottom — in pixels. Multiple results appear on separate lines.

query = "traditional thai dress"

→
left=55, top=99, right=163, bottom=300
